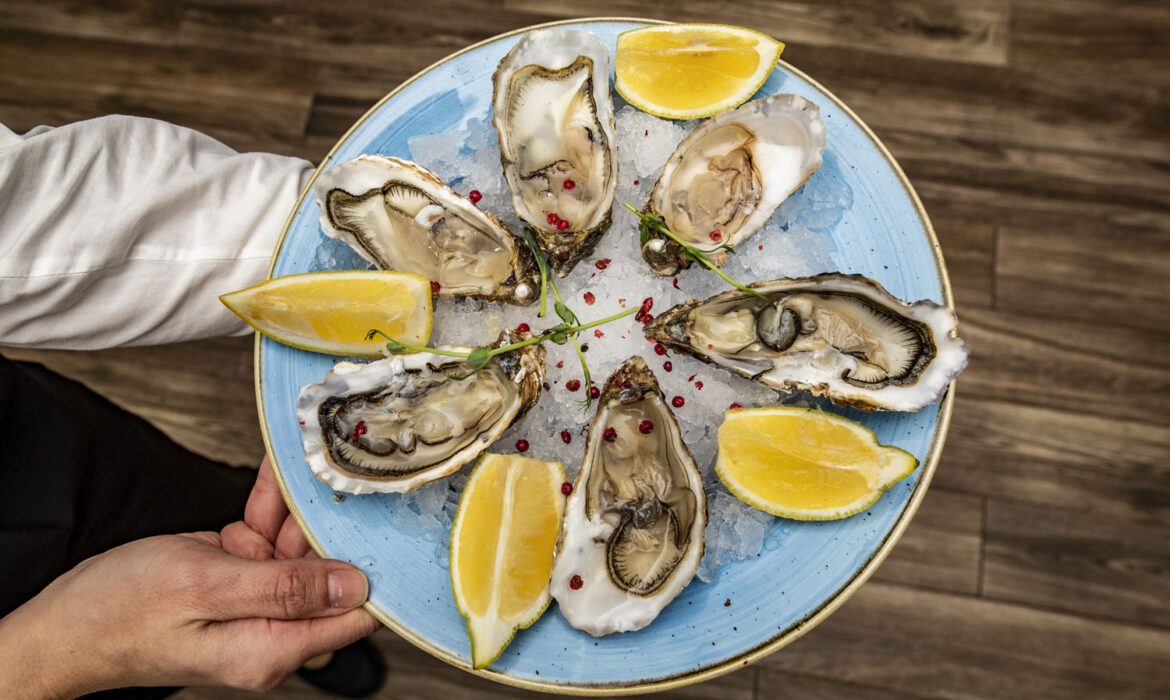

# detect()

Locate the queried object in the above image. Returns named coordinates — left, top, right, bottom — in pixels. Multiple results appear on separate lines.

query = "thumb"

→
left=206, top=555, right=369, bottom=621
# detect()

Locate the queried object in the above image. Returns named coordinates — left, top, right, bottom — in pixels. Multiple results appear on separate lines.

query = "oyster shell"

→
left=492, top=29, right=618, bottom=277
left=296, top=330, right=545, bottom=494
left=641, top=94, right=825, bottom=276
left=550, top=356, right=706, bottom=636
left=314, top=155, right=539, bottom=305
left=643, top=274, right=969, bottom=412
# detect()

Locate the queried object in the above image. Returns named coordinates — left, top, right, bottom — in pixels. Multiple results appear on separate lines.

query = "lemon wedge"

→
left=615, top=23, right=784, bottom=119
left=716, top=407, right=917, bottom=520
left=450, top=453, right=565, bottom=669
left=219, top=271, right=432, bottom=356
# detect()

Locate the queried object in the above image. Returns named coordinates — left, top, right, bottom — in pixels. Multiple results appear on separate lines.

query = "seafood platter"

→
left=257, top=19, right=967, bottom=693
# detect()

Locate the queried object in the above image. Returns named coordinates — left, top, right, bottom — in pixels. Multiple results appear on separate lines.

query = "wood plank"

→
left=176, top=0, right=535, bottom=95
left=870, top=488, right=983, bottom=595
left=756, top=669, right=933, bottom=700
left=784, top=43, right=1170, bottom=164
left=1010, top=0, right=1170, bottom=86
left=0, top=337, right=264, bottom=468
left=883, top=129, right=1170, bottom=228
left=0, top=0, right=182, bottom=47
left=174, top=0, right=1010, bottom=69
left=0, top=30, right=314, bottom=138
left=501, top=0, right=1011, bottom=66
left=996, top=224, right=1170, bottom=333
left=913, top=178, right=1170, bottom=243
left=935, top=395, right=1170, bottom=525
left=929, top=215, right=994, bottom=310
left=984, top=499, right=1170, bottom=629
left=758, top=581, right=1170, bottom=699
left=954, top=305, right=1170, bottom=422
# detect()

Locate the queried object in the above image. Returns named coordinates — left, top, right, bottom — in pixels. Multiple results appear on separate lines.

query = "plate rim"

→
left=255, top=15, right=957, bottom=695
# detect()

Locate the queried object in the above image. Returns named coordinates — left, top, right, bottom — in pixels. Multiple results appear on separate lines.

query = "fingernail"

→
left=327, top=568, right=368, bottom=608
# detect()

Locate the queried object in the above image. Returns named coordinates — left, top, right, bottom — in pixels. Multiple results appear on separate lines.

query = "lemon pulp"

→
left=716, top=408, right=917, bottom=520
left=450, top=453, right=564, bottom=668
left=219, top=270, right=432, bottom=356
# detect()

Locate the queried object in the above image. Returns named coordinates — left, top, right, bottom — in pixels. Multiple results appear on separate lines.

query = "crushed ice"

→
left=324, top=99, right=849, bottom=583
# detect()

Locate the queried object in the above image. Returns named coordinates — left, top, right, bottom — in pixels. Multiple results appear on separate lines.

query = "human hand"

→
left=221, top=456, right=315, bottom=561
left=0, top=463, right=379, bottom=698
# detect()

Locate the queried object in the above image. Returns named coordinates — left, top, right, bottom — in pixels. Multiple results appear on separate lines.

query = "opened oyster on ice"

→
left=641, top=94, right=826, bottom=276
left=644, top=274, right=969, bottom=412
left=492, top=29, right=619, bottom=276
left=550, top=356, right=706, bottom=636
left=314, top=155, right=539, bottom=305
left=296, top=330, right=545, bottom=494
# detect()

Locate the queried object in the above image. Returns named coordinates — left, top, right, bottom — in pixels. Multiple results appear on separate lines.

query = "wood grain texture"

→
left=984, top=499, right=1170, bottom=628
left=786, top=43, right=1170, bottom=164
left=0, top=29, right=314, bottom=138
left=2, top=0, right=1169, bottom=697
left=996, top=224, right=1170, bottom=332
left=870, top=488, right=983, bottom=595
left=938, top=394, right=1170, bottom=524
left=1011, top=0, right=1170, bottom=86
left=928, top=214, right=995, bottom=309
left=758, top=581, right=1170, bottom=699
left=956, top=306, right=1170, bottom=423
left=755, top=669, right=936, bottom=700
left=501, top=0, right=1011, bottom=65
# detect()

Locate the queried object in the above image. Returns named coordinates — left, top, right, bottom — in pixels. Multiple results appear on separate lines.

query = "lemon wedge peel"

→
left=450, top=453, right=565, bottom=669
left=614, top=23, right=784, bottom=120
left=715, top=407, right=918, bottom=521
left=218, top=270, right=433, bottom=357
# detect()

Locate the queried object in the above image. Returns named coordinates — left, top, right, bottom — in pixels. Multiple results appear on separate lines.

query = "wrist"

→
left=0, top=583, right=116, bottom=699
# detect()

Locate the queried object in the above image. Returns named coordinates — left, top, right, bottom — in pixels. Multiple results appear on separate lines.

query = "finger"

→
left=215, top=608, right=381, bottom=686
left=274, top=516, right=312, bottom=560
left=221, top=521, right=275, bottom=560
left=205, top=555, right=369, bottom=621
left=268, top=608, right=381, bottom=666
left=245, top=456, right=289, bottom=544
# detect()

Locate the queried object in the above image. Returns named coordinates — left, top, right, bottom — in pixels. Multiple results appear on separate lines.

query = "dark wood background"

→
left=2, top=1, right=1168, bottom=698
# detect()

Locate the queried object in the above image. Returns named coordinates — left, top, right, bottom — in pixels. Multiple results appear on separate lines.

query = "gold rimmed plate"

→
left=257, top=17, right=954, bottom=694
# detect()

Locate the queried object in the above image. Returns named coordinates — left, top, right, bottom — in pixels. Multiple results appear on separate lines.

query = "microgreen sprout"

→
left=625, top=203, right=775, bottom=307
left=521, top=229, right=550, bottom=318
left=365, top=306, right=636, bottom=389
left=521, top=228, right=597, bottom=409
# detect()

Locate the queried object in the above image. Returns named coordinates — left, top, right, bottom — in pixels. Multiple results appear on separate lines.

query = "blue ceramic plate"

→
left=259, top=18, right=954, bottom=694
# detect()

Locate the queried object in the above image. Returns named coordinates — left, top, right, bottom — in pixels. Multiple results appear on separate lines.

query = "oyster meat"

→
left=550, top=356, right=705, bottom=636
left=644, top=274, right=969, bottom=411
left=493, top=29, right=618, bottom=277
left=296, top=330, right=545, bottom=494
left=314, top=155, right=539, bottom=305
left=641, top=94, right=825, bottom=276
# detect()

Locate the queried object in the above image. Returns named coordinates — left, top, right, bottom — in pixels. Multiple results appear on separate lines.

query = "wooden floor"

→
left=3, top=1, right=1169, bottom=698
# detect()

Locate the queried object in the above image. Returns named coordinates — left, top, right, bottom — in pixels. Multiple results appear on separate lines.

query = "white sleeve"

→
left=0, top=115, right=314, bottom=350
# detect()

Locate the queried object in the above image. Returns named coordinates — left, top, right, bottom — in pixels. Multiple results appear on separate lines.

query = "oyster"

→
left=492, top=29, right=618, bottom=277
left=643, top=274, right=969, bottom=412
left=641, top=94, right=826, bottom=276
left=550, top=356, right=705, bottom=636
left=314, top=155, right=539, bottom=305
left=296, top=330, right=545, bottom=494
